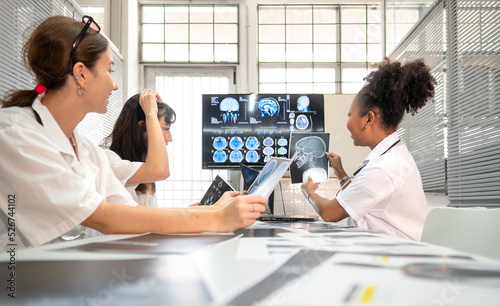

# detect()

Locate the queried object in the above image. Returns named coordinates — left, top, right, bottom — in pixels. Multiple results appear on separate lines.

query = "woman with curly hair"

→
left=301, top=57, right=436, bottom=240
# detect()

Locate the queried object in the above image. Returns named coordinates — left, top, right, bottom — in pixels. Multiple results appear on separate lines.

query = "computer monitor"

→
left=202, top=94, right=325, bottom=169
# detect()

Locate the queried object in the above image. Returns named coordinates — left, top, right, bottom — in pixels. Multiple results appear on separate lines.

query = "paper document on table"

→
left=191, top=235, right=281, bottom=305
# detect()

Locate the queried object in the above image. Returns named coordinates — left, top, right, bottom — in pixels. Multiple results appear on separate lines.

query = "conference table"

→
left=1, top=221, right=500, bottom=305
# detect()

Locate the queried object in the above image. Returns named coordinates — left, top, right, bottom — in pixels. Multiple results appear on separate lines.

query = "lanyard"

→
left=31, top=106, right=44, bottom=126
left=352, top=139, right=401, bottom=176
left=31, top=106, right=78, bottom=157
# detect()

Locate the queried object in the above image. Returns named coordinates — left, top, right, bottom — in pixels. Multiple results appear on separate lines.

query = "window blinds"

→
left=0, top=0, right=124, bottom=145
left=447, top=0, right=500, bottom=206
left=389, top=0, right=447, bottom=193
left=390, top=0, right=500, bottom=206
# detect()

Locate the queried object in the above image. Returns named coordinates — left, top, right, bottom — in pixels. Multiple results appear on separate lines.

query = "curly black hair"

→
left=357, top=57, right=436, bottom=131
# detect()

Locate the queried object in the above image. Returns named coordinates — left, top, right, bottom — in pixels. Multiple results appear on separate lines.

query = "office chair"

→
left=421, top=207, right=500, bottom=261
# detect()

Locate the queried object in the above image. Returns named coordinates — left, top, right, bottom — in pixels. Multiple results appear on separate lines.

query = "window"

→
left=140, top=4, right=238, bottom=63
left=385, top=0, right=435, bottom=55
left=258, top=4, right=382, bottom=94
left=145, top=68, right=236, bottom=207
left=75, top=0, right=110, bottom=36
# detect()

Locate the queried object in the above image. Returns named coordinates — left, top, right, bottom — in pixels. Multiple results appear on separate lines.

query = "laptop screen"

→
left=240, top=163, right=260, bottom=190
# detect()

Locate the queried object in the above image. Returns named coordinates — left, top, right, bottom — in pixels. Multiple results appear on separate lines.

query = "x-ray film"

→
left=247, top=156, right=295, bottom=200
left=199, top=175, right=235, bottom=206
left=289, top=132, right=330, bottom=184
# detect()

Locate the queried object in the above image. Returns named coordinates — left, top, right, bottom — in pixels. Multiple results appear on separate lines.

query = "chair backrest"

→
left=421, top=207, right=500, bottom=261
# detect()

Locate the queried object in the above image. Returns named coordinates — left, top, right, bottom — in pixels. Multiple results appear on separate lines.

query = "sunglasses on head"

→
left=69, top=15, right=101, bottom=75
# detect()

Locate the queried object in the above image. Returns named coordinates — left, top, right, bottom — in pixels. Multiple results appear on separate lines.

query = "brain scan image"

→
left=220, top=97, right=239, bottom=124
left=297, top=96, right=310, bottom=112
left=257, top=97, right=279, bottom=117
left=288, top=113, right=296, bottom=131
left=213, top=150, right=228, bottom=163
left=263, top=146, right=275, bottom=156
left=246, top=151, right=260, bottom=163
left=245, top=137, right=259, bottom=150
left=213, top=136, right=228, bottom=150
left=277, top=138, right=288, bottom=146
left=263, top=137, right=274, bottom=147
left=294, top=136, right=328, bottom=183
left=277, top=147, right=287, bottom=155
left=230, top=150, right=243, bottom=163
left=229, top=136, right=243, bottom=150
left=264, top=155, right=272, bottom=163
left=296, top=114, right=309, bottom=130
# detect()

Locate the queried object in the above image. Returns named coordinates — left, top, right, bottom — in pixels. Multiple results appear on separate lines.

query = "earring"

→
left=77, top=84, right=87, bottom=96
left=75, top=75, right=81, bottom=80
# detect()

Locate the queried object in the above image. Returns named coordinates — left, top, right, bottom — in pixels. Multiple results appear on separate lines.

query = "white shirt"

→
left=0, top=97, right=137, bottom=249
left=336, top=132, right=428, bottom=240
left=104, top=150, right=157, bottom=207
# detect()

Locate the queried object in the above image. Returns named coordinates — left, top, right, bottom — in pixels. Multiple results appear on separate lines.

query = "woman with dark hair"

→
left=104, top=89, right=176, bottom=206
left=301, top=57, right=436, bottom=240
left=0, top=15, right=266, bottom=250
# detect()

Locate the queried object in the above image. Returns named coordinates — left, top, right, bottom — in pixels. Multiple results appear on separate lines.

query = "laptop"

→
left=240, top=160, right=318, bottom=222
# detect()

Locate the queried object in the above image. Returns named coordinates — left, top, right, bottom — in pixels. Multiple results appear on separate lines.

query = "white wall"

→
left=324, top=94, right=371, bottom=175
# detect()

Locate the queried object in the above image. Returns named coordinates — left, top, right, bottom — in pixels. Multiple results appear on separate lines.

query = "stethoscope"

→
left=352, top=139, right=401, bottom=177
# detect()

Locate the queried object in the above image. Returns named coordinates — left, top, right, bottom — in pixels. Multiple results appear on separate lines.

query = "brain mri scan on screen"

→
left=202, top=94, right=324, bottom=169
left=220, top=97, right=239, bottom=124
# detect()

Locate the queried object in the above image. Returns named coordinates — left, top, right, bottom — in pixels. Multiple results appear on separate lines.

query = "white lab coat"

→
left=104, top=150, right=158, bottom=207
left=0, top=96, right=136, bottom=249
left=337, top=132, right=428, bottom=241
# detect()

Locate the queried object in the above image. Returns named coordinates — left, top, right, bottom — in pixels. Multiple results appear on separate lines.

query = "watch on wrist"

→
left=339, top=175, right=350, bottom=184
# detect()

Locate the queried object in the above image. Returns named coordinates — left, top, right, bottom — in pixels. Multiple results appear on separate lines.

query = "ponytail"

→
left=1, top=89, right=39, bottom=108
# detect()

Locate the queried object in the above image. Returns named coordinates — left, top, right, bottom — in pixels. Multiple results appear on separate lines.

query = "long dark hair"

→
left=107, top=93, right=176, bottom=163
left=1, top=15, right=108, bottom=108
left=357, top=57, right=436, bottom=130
